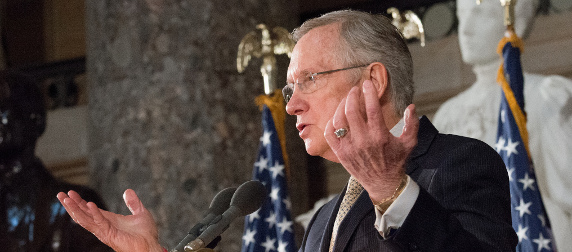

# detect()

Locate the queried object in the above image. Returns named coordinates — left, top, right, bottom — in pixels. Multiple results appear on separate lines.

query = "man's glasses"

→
left=282, top=64, right=369, bottom=103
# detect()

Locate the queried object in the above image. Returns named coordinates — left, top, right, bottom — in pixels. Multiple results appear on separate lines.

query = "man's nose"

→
left=285, top=92, right=307, bottom=116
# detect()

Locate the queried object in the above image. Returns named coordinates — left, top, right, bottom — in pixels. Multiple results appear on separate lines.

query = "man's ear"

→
left=367, top=62, right=389, bottom=99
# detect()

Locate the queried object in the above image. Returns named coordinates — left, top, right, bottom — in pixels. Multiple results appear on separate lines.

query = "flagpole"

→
left=500, top=0, right=516, bottom=30
left=495, top=1, right=557, bottom=250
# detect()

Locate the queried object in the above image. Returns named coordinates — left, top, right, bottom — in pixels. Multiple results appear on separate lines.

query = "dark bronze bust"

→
left=0, top=70, right=111, bottom=251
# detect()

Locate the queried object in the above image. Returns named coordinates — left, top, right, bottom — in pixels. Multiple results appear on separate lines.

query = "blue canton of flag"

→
left=495, top=36, right=556, bottom=252
left=241, top=105, right=296, bottom=252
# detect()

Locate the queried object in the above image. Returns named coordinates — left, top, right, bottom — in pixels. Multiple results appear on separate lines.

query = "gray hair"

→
left=292, top=10, right=414, bottom=117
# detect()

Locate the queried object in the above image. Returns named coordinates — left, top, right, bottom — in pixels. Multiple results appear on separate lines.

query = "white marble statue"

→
left=433, top=0, right=572, bottom=250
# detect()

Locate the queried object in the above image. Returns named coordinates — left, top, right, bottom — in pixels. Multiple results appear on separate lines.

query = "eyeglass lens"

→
left=282, top=85, right=293, bottom=103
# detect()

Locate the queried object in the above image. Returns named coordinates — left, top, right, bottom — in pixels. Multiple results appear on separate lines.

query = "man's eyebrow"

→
left=287, top=69, right=304, bottom=81
left=289, top=68, right=314, bottom=77
left=287, top=62, right=328, bottom=81
left=287, top=71, right=305, bottom=84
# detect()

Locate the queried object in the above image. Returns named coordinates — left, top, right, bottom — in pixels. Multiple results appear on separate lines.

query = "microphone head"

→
left=230, top=180, right=267, bottom=216
left=209, top=187, right=236, bottom=215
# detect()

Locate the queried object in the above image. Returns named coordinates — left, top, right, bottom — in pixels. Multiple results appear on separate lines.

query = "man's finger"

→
left=57, top=192, right=76, bottom=221
left=345, top=86, right=367, bottom=135
left=324, top=118, right=341, bottom=152
left=400, top=104, right=419, bottom=150
left=68, top=190, right=91, bottom=212
left=88, top=201, right=112, bottom=232
left=57, top=192, right=68, bottom=204
left=62, top=197, right=96, bottom=229
left=86, top=201, right=118, bottom=248
left=332, top=97, right=348, bottom=130
left=362, top=80, right=387, bottom=134
left=124, top=189, right=145, bottom=215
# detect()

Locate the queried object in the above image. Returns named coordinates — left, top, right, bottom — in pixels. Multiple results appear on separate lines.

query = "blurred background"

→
left=1, top=0, right=571, bottom=250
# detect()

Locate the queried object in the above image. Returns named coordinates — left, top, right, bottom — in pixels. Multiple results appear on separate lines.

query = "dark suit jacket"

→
left=299, top=116, right=517, bottom=252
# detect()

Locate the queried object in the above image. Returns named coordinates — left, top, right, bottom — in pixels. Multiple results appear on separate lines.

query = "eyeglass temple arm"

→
left=310, top=64, right=370, bottom=80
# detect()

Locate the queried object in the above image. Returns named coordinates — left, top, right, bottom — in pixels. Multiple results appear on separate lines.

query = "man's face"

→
left=285, top=24, right=360, bottom=162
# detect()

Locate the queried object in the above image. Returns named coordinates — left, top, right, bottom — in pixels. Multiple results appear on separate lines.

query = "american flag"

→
left=241, top=105, right=296, bottom=252
left=495, top=34, right=556, bottom=252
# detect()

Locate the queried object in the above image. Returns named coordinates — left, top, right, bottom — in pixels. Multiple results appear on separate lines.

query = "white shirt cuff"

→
left=373, top=175, right=420, bottom=238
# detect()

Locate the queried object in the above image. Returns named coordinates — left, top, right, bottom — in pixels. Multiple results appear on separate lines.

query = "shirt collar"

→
left=390, top=118, right=404, bottom=137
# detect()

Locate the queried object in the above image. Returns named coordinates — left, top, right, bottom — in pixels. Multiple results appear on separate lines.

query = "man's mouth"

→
left=296, top=123, right=308, bottom=133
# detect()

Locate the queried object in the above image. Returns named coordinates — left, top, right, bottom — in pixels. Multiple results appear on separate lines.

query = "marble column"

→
left=85, top=1, right=302, bottom=250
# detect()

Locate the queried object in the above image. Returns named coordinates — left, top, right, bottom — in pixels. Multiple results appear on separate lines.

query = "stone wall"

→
left=84, top=1, right=301, bottom=250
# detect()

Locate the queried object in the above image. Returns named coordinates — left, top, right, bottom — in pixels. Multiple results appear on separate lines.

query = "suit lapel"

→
left=407, top=116, right=438, bottom=174
left=318, top=185, right=346, bottom=252
left=331, top=190, right=374, bottom=252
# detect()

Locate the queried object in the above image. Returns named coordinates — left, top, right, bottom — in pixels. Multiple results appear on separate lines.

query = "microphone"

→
left=184, top=180, right=267, bottom=251
left=171, top=187, right=237, bottom=252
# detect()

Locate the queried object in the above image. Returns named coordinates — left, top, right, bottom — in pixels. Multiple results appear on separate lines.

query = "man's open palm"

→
left=57, top=189, right=163, bottom=252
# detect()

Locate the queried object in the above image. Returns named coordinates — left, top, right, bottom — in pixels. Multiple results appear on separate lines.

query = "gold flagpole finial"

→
left=478, top=0, right=517, bottom=33
left=237, top=24, right=295, bottom=95
left=500, top=0, right=517, bottom=31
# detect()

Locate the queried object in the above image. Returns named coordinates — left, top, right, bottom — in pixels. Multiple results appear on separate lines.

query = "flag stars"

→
left=242, top=228, right=257, bottom=247
left=265, top=211, right=277, bottom=229
left=515, top=198, right=532, bottom=218
left=538, top=214, right=546, bottom=227
left=532, top=233, right=551, bottom=252
left=277, top=218, right=293, bottom=235
left=270, top=187, right=280, bottom=202
left=516, top=224, right=529, bottom=242
left=519, top=173, right=536, bottom=191
left=277, top=240, right=289, bottom=252
left=255, top=156, right=269, bottom=173
left=500, top=109, right=507, bottom=124
left=269, top=161, right=285, bottom=179
left=261, top=131, right=272, bottom=146
left=507, top=167, right=515, bottom=182
left=283, top=197, right=292, bottom=210
left=495, top=136, right=506, bottom=152
left=248, top=209, right=260, bottom=223
left=505, top=138, right=520, bottom=157
left=260, top=236, right=276, bottom=252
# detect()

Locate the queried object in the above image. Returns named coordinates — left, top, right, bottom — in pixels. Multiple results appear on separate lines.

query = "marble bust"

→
left=432, top=0, right=572, bottom=250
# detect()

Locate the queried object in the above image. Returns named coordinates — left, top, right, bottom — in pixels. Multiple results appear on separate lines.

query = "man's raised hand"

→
left=57, top=189, right=164, bottom=252
left=324, top=80, right=419, bottom=202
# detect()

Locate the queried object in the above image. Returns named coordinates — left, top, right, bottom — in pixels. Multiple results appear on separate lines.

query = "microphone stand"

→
left=170, top=246, right=214, bottom=252
left=178, top=248, right=214, bottom=252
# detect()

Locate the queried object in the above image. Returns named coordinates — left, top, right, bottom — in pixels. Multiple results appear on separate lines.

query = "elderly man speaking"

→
left=57, top=10, right=517, bottom=252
